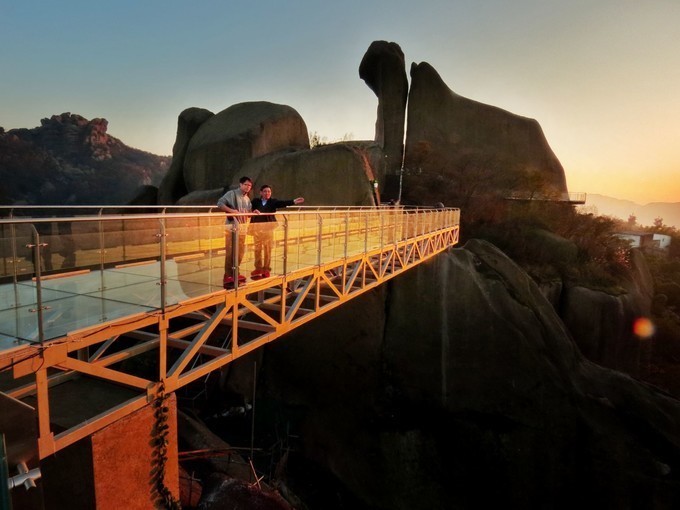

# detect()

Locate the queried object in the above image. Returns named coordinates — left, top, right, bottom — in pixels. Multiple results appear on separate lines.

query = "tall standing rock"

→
left=359, top=41, right=409, bottom=200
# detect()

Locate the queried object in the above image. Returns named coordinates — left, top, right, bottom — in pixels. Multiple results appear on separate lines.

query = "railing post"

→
left=364, top=213, right=368, bottom=253
left=379, top=210, right=384, bottom=251
left=208, top=208, right=216, bottom=287
left=28, top=225, right=46, bottom=345
left=98, top=209, right=106, bottom=273
left=316, top=214, right=323, bottom=266
left=158, top=217, right=167, bottom=311
left=344, top=211, right=349, bottom=260
left=282, top=215, right=289, bottom=275
left=9, top=210, right=19, bottom=286
left=232, top=222, right=240, bottom=288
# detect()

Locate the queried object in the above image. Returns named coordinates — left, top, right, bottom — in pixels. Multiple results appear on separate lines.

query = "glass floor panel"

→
left=0, top=293, right=154, bottom=347
left=0, top=259, right=229, bottom=349
left=0, top=284, right=80, bottom=311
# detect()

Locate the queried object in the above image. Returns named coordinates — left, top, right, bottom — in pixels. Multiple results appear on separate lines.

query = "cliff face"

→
left=223, top=241, right=680, bottom=509
left=0, top=113, right=170, bottom=205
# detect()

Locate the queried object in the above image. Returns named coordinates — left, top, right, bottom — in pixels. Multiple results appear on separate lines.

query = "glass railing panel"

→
left=284, top=212, right=317, bottom=273
left=0, top=223, right=13, bottom=280
left=365, top=212, right=382, bottom=252
left=318, top=212, right=343, bottom=265
left=268, top=220, right=287, bottom=277
left=344, top=211, right=365, bottom=258
left=114, top=217, right=161, bottom=266
left=3, top=221, right=27, bottom=280
left=168, top=213, right=222, bottom=301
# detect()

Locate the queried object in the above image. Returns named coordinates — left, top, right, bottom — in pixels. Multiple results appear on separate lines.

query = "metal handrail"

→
left=1, top=207, right=460, bottom=346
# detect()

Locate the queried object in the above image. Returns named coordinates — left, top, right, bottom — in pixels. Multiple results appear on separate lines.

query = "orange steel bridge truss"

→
left=0, top=206, right=460, bottom=459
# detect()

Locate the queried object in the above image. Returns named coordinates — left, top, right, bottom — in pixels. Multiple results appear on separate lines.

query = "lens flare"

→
left=633, top=317, right=655, bottom=339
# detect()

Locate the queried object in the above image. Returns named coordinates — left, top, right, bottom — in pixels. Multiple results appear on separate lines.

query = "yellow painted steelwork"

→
left=0, top=206, right=459, bottom=459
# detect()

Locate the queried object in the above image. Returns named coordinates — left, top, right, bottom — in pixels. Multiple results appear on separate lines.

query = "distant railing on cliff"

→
left=504, top=191, right=586, bottom=204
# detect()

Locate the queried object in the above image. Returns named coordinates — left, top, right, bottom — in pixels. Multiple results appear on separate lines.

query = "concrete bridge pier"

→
left=7, top=392, right=180, bottom=510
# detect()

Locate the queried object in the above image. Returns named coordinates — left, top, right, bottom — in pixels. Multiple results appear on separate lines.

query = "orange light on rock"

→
left=633, top=317, right=655, bottom=338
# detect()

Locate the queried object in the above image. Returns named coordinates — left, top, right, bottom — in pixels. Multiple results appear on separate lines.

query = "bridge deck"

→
left=0, top=206, right=459, bottom=458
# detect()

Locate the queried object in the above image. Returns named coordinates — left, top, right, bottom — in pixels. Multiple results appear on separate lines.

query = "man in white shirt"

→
left=217, top=176, right=258, bottom=288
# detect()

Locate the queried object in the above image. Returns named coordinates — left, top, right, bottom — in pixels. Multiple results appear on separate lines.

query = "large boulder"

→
left=242, top=143, right=380, bottom=206
left=228, top=240, right=680, bottom=509
left=404, top=62, right=568, bottom=203
left=182, top=102, right=310, bottom=193
left=359, top=41, right=409, bottom=199
left=175, top=143, right=381, bottom=207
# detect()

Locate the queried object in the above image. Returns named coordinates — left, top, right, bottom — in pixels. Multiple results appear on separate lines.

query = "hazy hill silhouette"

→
left=582, top=193, right=680, bottom=228
left=0, top=113, right=170, bottom=205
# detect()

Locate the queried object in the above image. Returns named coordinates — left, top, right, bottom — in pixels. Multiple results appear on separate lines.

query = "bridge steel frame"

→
left=1, top=207, right=459, bottom=459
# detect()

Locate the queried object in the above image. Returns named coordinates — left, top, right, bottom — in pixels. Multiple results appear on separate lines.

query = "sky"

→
left=1, top=0, right=679, bottom=205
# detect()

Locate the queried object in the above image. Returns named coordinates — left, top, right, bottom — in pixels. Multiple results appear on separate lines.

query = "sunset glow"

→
left=2, top=1, right=679, bottom=204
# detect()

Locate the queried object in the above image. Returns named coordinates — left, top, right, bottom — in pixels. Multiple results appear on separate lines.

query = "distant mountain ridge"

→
left=582, top=193, right=680, bottom=229
left=0, top=113, right=170, bottom=205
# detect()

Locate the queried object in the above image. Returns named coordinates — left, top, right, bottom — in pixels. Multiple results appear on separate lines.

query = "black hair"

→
left=239, top=176, right=253, bottom=184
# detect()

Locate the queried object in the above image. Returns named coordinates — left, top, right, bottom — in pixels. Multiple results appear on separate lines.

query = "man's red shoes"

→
left=251, top=269, right=271, bottom=280
left=223, top=274, right=246, bottom=289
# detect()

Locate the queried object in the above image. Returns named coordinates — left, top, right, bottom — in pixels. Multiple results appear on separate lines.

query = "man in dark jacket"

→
left=250, top=184, right=304, bottom=278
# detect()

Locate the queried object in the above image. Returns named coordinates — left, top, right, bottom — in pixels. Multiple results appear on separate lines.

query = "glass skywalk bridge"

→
left=0, top=205, right=459, bottom=458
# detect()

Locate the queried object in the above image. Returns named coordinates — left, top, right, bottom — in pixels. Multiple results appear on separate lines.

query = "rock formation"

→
left=222, top=241, right=680, bottom=509
left=158, top=40, right=570, bottom=210
left=404, top=62, right=568, bottom=205
left=0, top=113, right=170, bottom=205
left=359, top=41, right=409, bottom=200
left=160, top=101, right=382, bottom=207
left=182, top=102, right=309, bottom=193
left=560, top=249, right=655, bottom=376
left=158, top=107, right=214, bottom=205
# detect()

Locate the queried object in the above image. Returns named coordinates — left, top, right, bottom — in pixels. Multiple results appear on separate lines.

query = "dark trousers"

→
left=252, top=224, right=275, bottom=272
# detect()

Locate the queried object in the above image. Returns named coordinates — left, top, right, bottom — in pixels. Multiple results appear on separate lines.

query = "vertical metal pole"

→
left=232, top=223, right=240, bottom=289
left=9, top=211, right=18, bottom=285
left=282, top=215, right=289, bottom=275
left=250, top=361, right=257, bottom=462
left=1, top=223, right=7, bottom=278
left=344, top=211, right=349, bottom=259
left=159, top=218, right=167, bottom=311
left=316, top=214, right=322, bottom=266
left=379, top=210, right=384, bottom=251
left=364, top=213, right=368, bottom=253
left=208, top=212, right=214, bottom=287
left=122, top=215, right=127, bottom=263
left=98, top=209, right=105, bottom=273
left=30, top=226, right=46, bottom=345
left=403, top=208, right=408, bottom=244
